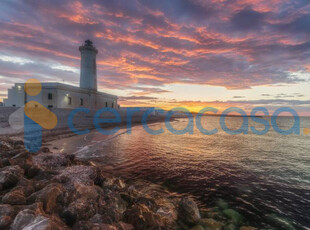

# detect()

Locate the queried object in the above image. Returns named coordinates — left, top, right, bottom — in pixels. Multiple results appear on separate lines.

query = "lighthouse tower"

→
left=79, top=40, right=98, bottom=91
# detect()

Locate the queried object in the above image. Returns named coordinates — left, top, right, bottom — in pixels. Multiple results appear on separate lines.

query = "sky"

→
left=0, top=0, right=309, bottom=114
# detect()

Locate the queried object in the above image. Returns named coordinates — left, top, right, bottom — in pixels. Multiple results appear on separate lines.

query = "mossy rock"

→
left=222, top=209, right=244, bottom=225
left=216, top=199, right=229, bottom=210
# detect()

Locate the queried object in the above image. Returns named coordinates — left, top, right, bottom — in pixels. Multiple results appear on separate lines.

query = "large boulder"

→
left=124, top=204, right=163, bottom=229
left=20, top=215, right=67, bottom=230
left=98, top=193, right=127, bottom=223
left=222, top=209, right=244, bottom=225
left=11, top=209, right=36, bottom=230
left=27, top=183, right=65, bottom=213
left=12, top=209, right=68, bottom=230
left=0, top=165, right=24, bottom=190
left=62, top=197, right=98, bottom=226
left=178, top=197, right=201, bottom=226
left=2, top=187, right=26, bottom=205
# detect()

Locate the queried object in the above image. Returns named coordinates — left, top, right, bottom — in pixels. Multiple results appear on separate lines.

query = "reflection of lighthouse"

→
left=79, top=40, right=98, bottom=91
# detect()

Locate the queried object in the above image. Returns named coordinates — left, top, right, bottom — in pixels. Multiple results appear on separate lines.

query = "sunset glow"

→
left=0, top=0, right=309, bottom=114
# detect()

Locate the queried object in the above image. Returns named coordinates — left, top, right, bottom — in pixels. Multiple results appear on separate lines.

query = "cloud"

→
left=0, top=0, right=309, bottom=98
left=230, top=8, right=267, bottom=31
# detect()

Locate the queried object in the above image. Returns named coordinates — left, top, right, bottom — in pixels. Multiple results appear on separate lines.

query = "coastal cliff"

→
left=0, top=138, right=255, bottom=230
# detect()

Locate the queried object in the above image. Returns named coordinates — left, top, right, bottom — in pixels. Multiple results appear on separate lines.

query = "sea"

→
left=54, top=116, right=310, bottom=229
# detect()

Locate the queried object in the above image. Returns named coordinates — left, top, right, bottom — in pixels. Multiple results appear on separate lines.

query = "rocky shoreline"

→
left=0, top=138, right=256, bottom=230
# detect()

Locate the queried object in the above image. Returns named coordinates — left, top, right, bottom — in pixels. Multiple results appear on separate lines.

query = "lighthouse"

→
left=3, top=40, right=118, bottom=109
left=79, top=40, right=98, bottom=91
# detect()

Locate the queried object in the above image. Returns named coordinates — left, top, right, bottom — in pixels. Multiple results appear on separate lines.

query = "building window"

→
left=68, top=97, right=72, bottom=105
left=48, top=105, right=53, bottom=108
left=48, top=93, right=53, bottom=100
left=80, top=98, right=83, bottom=106
left=105, top=102, right=108, bottom=107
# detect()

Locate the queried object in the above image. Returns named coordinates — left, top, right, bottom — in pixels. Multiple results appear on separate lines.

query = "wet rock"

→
left=190, top=225, right=205, bottom=230
left=117, top=221, right=134, bottom=230
left=26, top=165, right=42, bottom=178
left=0, top=216, right=12, bottom=229
left=41, top=147, right=50, bottom=153
left=178, top=197, right=201, bottom=226
left=224, top=223, right=236, bottom=230
left=1, top=158, right=11, bottom=167
left=0, top=165, right=24, bottom=190
left=55, top=166, right=97, bottom=186
left=103, top=177, right=126, bottom=190
left=0, top=204, right=16, bottom=218
left=72, top=220, right=94, bottom=230
left=11, top=209, right=36, bottom=230
left=124, top=204, right=163, bottom=229
left=98, top=193, right=127, bottom=222
left=2, top=187, right=26, bottom=205
left=27, top=183, right=65, bottom=213
left=222, top=209, right=244, bottom=225
left=23, top=215, right=67, bottom=230
left=93, top=224, right=118, bottom=230
left=239, top=227, right=256, bottom=230
left=0, top=140, right=12, bottom=152
left=62, top=197, right=97, bottom=226
left=89, top=214, right=104, bottom=224
left=200, top=218, right=222, bottom=230
left=13, top=140, right=24, bottom=148
left=216, top=199, right=229, bottom=210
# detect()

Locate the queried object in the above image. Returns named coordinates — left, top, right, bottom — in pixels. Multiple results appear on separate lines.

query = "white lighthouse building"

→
left=3, top=40, right=118, bottom=109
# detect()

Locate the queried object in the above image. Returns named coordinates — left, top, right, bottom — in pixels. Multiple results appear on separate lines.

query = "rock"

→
left=190, top=225, right=205, bottom=230
left=12, top=208, right=67, bottom=230
left=93, top=224, right=118, bottom=230
left=1, top=158, right=11, bottom=167
left=13, top=140, right=24, bottom=148
left=41, top=147, right=50, bottom=153
left=222, top=209, right=244, bottom=225
left=22, top=215, right=67, bottom=230
left=103, top=177, right=126, bottom=190
left=0, top=216, right=12, bottom=229
left=200, top=218, right=222, bottom=230
left=117, top=221, right=134, bottom=230
left=27, top=183, right=64, bottom=213
left=224, top=224, right=236, bottom=230
left=2, top=187, right=26, bottom=205
left=72, top=220, right=94, bottom=230
left=26, top=165, right=42, bottom=178
left=62, top=197, right=97, bottom=226
left=240, top=227, right=256, bottom=230
left=124, top=204, right=163, bottom=229
left=11, top=209, right=36, bottom=230
left=216, top=199, right=229, bottom=210
left=0, top=165, right=24, bottom=189
left=178, top=197, right=201, bottom=225
left=56, top=166, right=97, bottom=186
left=98, top=193, right=127, bottom=222
left=10, top=152, right=32, bottom=174
left=0, top=204, right=16, bottom=218
left=89, top=214, right=104, bottom=224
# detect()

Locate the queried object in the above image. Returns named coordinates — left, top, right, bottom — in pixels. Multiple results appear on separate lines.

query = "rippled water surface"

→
left=54, top=116, right=310, bottom=229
